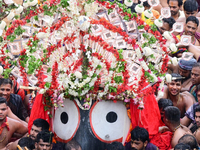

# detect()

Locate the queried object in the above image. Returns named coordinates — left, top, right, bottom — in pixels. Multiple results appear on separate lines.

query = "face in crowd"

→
left=0, top=84, right=12, bottom=101
left=167, top=80, right=182, bottom=96
left=185, top=21, right=198, bottom=36
left=35, top=139, right=52, bottom=150
left=131, top=139, right=147, bottom=150
left=191, top=67, right=200, bottom=85
left=30, top=125, right=42, bottom=140
left=0, top=103, right=8, bottom=121
left=169, top=0, right=181, bottom=17
left=178, top=66, right=190, bottom=80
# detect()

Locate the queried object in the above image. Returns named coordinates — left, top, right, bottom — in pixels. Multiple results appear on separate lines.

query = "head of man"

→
left=178, top=134, right=199, bottom=149
left=159, top=17, right=176, bottom=34
left=194, top=105, right=200, bottom=128
left=178, top=58, right=197, bottom=80
left=30, top=118, right=50, bottom=140
left=0, top=97, right=8, bottom=121
left=35, top=130, right=53, bottom=150
left=185, top=16, right=199, bottom=36
left=0, top=78, right=12, bottom=101
left=158, top=98, right=173, bottom=121
left=106, top=142, right=125, bottom=150
left=130, top=126, right=149, bottom=150
left=167, top=73, right=183, bottom=96
left=65, top=140, right=82, bottom=150
left=174, top=143, right=191, bottom=150
left=183, top=0, right=198, bottom=19
left=17, top=137, right=35, bottom=150
left=163, top=106, right=180, bottom=128
left=191, top=63, right=200, bottom=85
left=167, top=0, right=182, bottom=17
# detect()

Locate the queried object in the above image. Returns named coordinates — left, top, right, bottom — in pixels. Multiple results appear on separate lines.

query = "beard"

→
left=171, top=11, right=178, bottom=16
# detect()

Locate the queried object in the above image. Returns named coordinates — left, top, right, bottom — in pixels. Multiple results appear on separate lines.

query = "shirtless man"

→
left=168, top=57, right=197, bottom=91
left=161, top=73, right=195, bottom=117
left=163, top=106, right=190, bottom=148
left=0, top=97, right=28, bottom=149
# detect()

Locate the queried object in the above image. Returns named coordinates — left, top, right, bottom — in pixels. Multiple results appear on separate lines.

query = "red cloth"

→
left=151, top=131, right=173, bottom=150
left=130, top=83, right=160, bottom=138
left=0, top=117, right=9, bottom=134
left=28, top=94, right=50, bottom=133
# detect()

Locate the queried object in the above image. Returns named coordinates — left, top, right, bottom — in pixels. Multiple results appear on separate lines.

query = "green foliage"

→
left=2, top=68, right=12, bottom=79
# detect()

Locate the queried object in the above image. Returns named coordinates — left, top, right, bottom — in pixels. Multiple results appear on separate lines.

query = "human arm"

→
left=181, top=116, right=192, bottom=127
left=183, top=92, right=196, bottom=111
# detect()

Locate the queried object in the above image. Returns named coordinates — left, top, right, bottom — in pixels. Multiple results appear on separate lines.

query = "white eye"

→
left=53, top=99, right=80, bottom=142
left=89, top=100, right=131, bottom=144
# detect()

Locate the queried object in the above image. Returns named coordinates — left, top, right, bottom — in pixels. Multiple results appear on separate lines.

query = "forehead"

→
left=170, top=80, right=181, bottom=84
left=0, top=84, right=11, bottom=89
left=162, top=22, right=170, bottom=29
left=169, top=0, right=179, bottom=6
left=39, top=139, right=51, bottom=145
left=192, top=67, right=200, bottom=72
left=186, top=21, right=197, bottom=27
left=0, top=103, right=7, bottom=108
left=32, top=124, right=42, bottom=131
left=195, top=111, right=200, bottom=116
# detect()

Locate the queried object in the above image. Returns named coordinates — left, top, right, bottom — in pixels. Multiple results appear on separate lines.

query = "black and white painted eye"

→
left=89, top=100, right=131, bottom=144
left=53, top=99, right=80, bottom=142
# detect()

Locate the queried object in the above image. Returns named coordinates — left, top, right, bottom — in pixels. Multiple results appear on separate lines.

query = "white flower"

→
left=169, top=43, right=177, bottom=52
left=163, top=31, right=172, bottom=40
left=135, top=47, right=142, bottom=58
left=124, top=0, right=133, bottom=7
left=23, top=2, right=29, bottom=8
left=74, top=71, right=82, bottom=79
left=0, top=66, right=3, bottom=75
left=0, top=21, right=6, bottom=30
left=143, top=47, right=153, bottom=56
left=15, top=5, right=23, bottom=14
left=7, top=11, right=15, bottom=21
left=144, top=10, right=153, bottom=18
left=37, top=32, right=48, bottom=39
left=141, top=61, right=149, bottom=71
left=157, top=91, right=164, bottom=97
left=39, top=89, right=46, bottom=94
left=4, top=0, right=14, bottom=5
left=171, top=57, right=178, bottom=66
left=84, top=77, right=91, bottom=84
left=135, top=4, right=144, bottom=14
left=154, top=19, right=163, bottom=28
left=165, top=74, right=172, bottom=83
left=78, top=16, right=90, bottom=31
left=29, top=0, right=38, bottom=6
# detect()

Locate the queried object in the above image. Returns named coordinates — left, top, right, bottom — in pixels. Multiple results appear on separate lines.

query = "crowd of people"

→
left=2, top=0, right=200, bottom=149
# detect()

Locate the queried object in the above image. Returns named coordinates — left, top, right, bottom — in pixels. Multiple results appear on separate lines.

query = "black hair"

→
left=164, top=106, right=180, bottom=124
left=192, top=62, right=200, bottom=69
left=186, top=16, right=199, bottom=27
left=18, top=137, right=35, bottom=150
left=0, top=78, right=12, bottom=87
left=35, top=130, right=53, bottom=144
left=158, top=98, right=173, bottom=110
left=178, top=134, right=199, bottom=149
left=106, top=142, right=125, bottom=150
left=167, top=0, right=183, bottom=7
left=131, top=126, right=150, bottom=143
left=33, top=118, right=49, bottom=131
left=197, top=84, right=200, bottom=92
left=143, top=1, right=150, bottom=8
left=171, top=73, right=183, bottom=83
left=174, top=143, right=191, bottom=150
left=195, top=105, right=200, bottom=113
left=0, top=97, right=7, bottom=105
left=65, top=140, right=82, bottom=150
left=184, top=0, right=198, bottom=12
left=162, top=17, right=176, bottom=29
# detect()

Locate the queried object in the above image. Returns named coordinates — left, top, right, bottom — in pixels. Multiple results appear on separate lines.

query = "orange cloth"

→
left=0, top=117, right=9, bottom=134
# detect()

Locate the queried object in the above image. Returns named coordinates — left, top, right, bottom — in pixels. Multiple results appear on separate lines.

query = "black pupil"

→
left=60, top=112, right=68, bottom=124
left=106, top=111, right=117, bottom=123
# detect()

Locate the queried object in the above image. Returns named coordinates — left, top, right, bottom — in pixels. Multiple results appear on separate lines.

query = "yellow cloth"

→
left=141, top=9, right=160, bottom=25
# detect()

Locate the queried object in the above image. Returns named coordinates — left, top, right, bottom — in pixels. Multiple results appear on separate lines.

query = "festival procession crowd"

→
left=2, top=0, right=200, bottom=149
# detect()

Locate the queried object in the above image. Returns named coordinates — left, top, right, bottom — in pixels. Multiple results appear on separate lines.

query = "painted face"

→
left=178, top=66, right=190, bottom=79
left=184, top=11, right=198, bottom=19
left=195, top=111, right=200, bottom=127
left=0, top=103, right=8, bottom=121
left=0, top=84, right=12, bottom=101
left=169, top=1, right=180, bottom=16
left=185, top=21, right=198, bottom=36
left=191, top=67, right=200, bottom=85
left=168, top=80, right=182, bottom=96
left=35, top=139, right=52, bottom=150
left=30, top=125, right=42, bottom=140
left=131, top=139, right=146, bottom=150
left=159, top=22, right=170, bottom=34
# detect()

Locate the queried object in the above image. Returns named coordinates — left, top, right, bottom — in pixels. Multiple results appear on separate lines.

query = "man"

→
left=168, top=57, right=197, bottom=91
left=0, top=78, right=29, bottom=122
left=168, top=0, right=184, bottom=21
left=178, top=134, right=199, bottom=149
left=190, top=63, right=200, bottom=101
left=163, top=106, right=190, bottom=148
left=0, top=97, right=28, bottom=149
left=158, top=17, right=176, bottom=34
left=35, top=130, right=53, bottom=150
left=129, top=126, right=158, bottom=150
left=65, top=140, right=82, bottom=150
left=181, top=84, right=200, bottom=126
left=17, top=137, right=35, bottom=150
left=161, top=73, right=195, bottom=117
left=106, top=142, right=124, bottom=150
left=190, top=105, right=200, bottom=144
left=174, top=143, right=191, bottom=150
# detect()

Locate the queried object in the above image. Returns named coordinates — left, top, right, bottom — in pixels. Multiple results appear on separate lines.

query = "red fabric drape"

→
left=28, top=94, right=50, bottom=133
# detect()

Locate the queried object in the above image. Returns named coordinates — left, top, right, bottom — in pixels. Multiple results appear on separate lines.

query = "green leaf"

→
left=45, top=82, right=51, bottom=88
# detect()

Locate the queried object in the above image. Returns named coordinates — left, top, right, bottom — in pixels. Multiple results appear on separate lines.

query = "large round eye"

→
left=53, top=99, right=80, bottom=142
left=89, top=100, right=131, bottom=144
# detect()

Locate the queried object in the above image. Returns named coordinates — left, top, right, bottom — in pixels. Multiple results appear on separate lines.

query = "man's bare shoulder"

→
left=181, top=91, right=196, bottom=103
left=7, top=117, right=24, bottom=129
